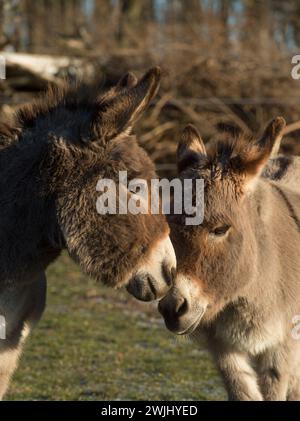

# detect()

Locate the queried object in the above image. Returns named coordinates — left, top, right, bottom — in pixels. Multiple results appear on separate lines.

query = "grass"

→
left=7, top=253, right=225, bottom=401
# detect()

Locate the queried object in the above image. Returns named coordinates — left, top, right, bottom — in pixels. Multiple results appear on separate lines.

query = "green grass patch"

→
left=7, top=254, right=225, bottom=401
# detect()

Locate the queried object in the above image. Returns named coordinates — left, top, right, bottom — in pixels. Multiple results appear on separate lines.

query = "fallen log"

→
left=0, top=52, right=92, bottom=90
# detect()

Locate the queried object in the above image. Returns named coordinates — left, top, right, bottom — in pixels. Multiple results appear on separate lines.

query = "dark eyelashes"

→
left=210, top=225, right=231, bottom=237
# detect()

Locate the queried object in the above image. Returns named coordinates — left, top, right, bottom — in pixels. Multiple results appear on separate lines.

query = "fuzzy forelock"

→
left=186, top=132, right=257, bottom=178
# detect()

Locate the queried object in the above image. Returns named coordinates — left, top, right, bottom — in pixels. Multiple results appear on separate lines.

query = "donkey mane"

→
left=15, top=81, right=102, bottom=129
left=0, top=79, right=128, bottom=152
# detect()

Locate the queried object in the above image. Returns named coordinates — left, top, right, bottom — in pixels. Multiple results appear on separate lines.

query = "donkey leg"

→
left=0, top=273, right=47, bottom=399
left=256, top=347, right=290, bottom=401
left=215, top=350, right=263, bottom=401
left=0, top=330, right=28, bottom=399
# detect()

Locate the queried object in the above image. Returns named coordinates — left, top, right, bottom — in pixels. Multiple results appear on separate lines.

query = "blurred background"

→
left=0, top=0, right=300, bottom=400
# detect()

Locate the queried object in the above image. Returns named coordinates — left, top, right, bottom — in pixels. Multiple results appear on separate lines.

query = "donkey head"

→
left=17, top=68, right=176, bottom=300
left=159, top=118, right=286, bottom=334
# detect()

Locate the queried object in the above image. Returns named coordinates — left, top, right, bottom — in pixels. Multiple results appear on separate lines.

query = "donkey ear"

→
left=177, top=124, right=206, bottom=172
left=242, top=117, right=286, bottom=177
left=258, top=116, right=286, bottom=158
left=236, top=117, right=286, bottom=190
left=95, top=67, right=161, bottom=141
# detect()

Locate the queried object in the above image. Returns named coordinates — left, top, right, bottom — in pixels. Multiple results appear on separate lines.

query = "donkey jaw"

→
left=126, top=235, right=177, bottom=302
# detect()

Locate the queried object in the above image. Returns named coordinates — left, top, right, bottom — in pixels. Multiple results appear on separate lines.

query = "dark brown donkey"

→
left=159, top=118, right=300, bottom=400
left=0, top=68, right=176, bottom=398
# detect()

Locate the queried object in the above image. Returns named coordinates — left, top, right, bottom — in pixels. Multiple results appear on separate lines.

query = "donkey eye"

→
left=211, top=225, right=230, bottom=237
left=141, top=244, right=148, bottom=254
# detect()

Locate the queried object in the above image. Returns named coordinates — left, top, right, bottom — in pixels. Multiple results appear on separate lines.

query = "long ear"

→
left=234, top=117, right=286, bottom=191
left=259, top=116, right=286, bottom=158
left=94, top=67, right=161, bottom=141
left=177, top=124, right=206, bottom=172
left=242, top=117, right=286, bottom=177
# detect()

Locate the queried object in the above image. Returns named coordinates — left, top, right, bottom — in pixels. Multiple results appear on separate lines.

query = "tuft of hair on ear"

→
left=116, top=72, right=138, bottom=89
left=177, top=124, right=207, bottom=173
left=216, top=122, right=243, bottom=139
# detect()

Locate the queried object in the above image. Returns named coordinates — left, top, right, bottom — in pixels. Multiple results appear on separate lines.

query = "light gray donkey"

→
left=159, top=117, right=300, bottom=400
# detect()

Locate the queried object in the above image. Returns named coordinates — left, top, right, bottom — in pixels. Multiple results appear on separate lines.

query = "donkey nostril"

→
left=147, top=276, right=157, bottom=299
left=175, top=297, right=188, bottom=317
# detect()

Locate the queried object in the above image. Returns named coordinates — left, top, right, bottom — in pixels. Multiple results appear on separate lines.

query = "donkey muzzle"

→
left=126, top=263, right=175, bottom=302
left=126, top=235, right=176, bottom=302
left=158, top=288, right=206, bottom=335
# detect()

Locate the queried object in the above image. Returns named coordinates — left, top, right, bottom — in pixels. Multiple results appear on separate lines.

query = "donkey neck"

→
left=242, top=178, right=300, bottom=308
left=0, top=135, right=63, bottom=285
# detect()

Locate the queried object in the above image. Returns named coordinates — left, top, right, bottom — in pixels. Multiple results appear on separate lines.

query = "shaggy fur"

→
left=0, top=68, right=172, bottom=398
left=159, top=118, right=300, bottom=400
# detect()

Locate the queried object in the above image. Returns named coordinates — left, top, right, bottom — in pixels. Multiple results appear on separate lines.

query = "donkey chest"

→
left=213, top=304, right=285, bottom=356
